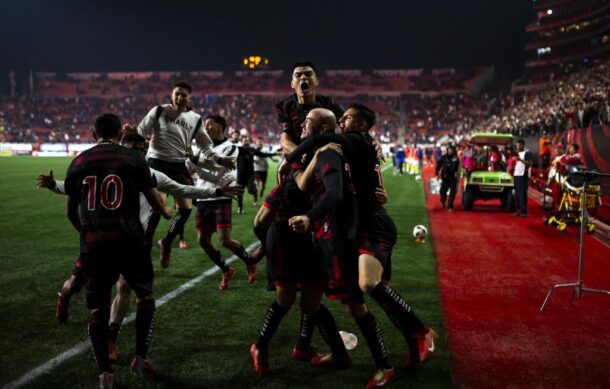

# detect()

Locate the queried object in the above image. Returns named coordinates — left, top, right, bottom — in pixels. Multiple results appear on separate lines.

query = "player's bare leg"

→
left=197, top=228, right=234, bottom=289
left=217, top=227, right=257, bottom=283
left=108, top=276, right=131, bottom=362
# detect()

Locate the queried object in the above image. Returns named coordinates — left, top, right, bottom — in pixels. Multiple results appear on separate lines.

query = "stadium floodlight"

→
left=547, top=9, right=552, bottom=15
left=242, top=55, right=269, bottom=69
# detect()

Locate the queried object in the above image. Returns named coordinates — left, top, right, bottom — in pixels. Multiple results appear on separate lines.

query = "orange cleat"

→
left=366, top=368, right=395, bottom=388
left=250, top=343, right=270, bottom=376
left=219, top=267, right=236, bottom=290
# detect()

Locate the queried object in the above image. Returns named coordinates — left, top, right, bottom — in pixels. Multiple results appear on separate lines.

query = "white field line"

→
left=3, top=242, right=259, bottom=389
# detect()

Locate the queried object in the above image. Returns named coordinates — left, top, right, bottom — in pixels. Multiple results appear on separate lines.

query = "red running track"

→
left=424, top=167, right=610, bottom=388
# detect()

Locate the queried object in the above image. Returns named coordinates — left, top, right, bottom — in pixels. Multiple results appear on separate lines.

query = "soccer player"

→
left=262, top=61, right=344, bottom=353
left=39, top=133, right=243, bottom=362
left=289, top=108, right=395, bottom=388
left=288, top=104, right=438, bottom=373
left=134, top=81, right=234, bottom=269
left=235, top=134, right=279, bottom=213
left=188, top=115, right=261, bottom=289
left=276, top=61, right=344, bottom=155
left=64, top=114, right=170, bottom=388
left=249, top=143, right=350, bottom=376
left=253, top=136, right=277, bottom=200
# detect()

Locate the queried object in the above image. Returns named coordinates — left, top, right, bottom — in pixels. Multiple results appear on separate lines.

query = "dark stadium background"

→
left=0, top=0, right=530, bottom=89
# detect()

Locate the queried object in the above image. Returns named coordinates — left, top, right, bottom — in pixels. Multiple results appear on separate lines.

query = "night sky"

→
left=0, top=0, right=531, bottom=77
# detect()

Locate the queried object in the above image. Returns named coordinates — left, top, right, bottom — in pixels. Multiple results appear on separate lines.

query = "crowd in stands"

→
left=474, top=59, right=609, bottom=136
left=0, top=61, right=608, bottom=146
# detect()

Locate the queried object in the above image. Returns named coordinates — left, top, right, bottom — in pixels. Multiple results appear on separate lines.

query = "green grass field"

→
left=0, top=156, right=451, bottom=389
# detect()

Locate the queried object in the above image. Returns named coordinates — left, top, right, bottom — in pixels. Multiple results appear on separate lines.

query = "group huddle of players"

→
left=38, top=61, right=437, bottom=389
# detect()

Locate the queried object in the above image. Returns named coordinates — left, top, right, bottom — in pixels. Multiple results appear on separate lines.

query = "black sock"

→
left=356, top=312, right=391, bottom=369
left=295, top=311, right=315, bottom=351
left=234, top=245, right=250, bottom=263
left=145, top=212, right=162, bottom=250
left=370, top=283, right=425, bottom=337
left=163, top=208, right=192, bottom=246
left=314, top=305, right=349, bottom=359
left=108, top=322, right=121, bottom=343
left=135, top=299, right=156, bottom=359
left=256, top=301, right=289, bottom=350
left=88, top=304, right=112, bottom=373
left=237, top=194, right=244, bottom=209
left=209, top=250, right=229, bottom=273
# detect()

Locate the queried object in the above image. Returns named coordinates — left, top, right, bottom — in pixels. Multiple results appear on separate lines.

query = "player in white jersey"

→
left=133, top=81, right=235, bottom=270
left=188, top=115, right=261, bottom=289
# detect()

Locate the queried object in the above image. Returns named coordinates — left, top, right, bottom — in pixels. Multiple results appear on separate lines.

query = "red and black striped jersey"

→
left=275, top=94, right=344, bottom=144
left=65, top=142, right=154, bottom=249
left=306, top=150, right=358, bottom=240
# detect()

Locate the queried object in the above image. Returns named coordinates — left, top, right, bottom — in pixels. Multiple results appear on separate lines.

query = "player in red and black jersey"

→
left=289, top=104, right=438, bottom=374
left=338, top=105, right=438, bottom=372
left=289, top=108, right=395, bottom=388
left=250, top=157, right=350, bottom=376
left=65, top=114, right=171, bottom=387
left=276, top=61, right=344, bottom=155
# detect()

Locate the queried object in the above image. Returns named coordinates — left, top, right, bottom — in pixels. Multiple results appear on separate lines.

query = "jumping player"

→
left=134, top=81, right=235, bottom=269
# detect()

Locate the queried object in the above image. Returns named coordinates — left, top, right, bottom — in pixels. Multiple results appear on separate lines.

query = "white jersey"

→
left=138, top=104, right=220, bottom=164
left=253, top=147, right=272, bottom=172
left=190, top=139, right=239, bottom=202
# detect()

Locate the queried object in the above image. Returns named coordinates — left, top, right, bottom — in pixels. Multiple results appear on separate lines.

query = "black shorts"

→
left=238, top=173, right=257, bottom=195
left=148, top=158, right=194, bottom=186
left=359, top=210, right=397, bottom=281
left=267, top=222, right=323, bottom=287
left=254, top=171, right=268, bottom=184
left=81, top=243, right=153, bottom=309
left=195, top=199, right=232, bottom=234
left=314, top=238, right=363, bottom=303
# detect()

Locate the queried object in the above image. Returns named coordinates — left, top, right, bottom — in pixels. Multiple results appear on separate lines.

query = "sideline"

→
left=3, top=242, right=259, bottom=389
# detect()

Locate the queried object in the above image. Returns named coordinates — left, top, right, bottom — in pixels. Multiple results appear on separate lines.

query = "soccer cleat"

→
left=179, top=239, right=189, bottom=249
left=157, top=239, right=171, bottom=269
left=219, top=266, right=236, bottom=290
left=130, top=355, right=157, bottom=378
left=55, top=292, right=69, bottom=324
left=99, top=372, right=116, bottom=389
left=108, top=340, right=118, bottom=363
left=247, top=264, right=257, bottom=284
left=366, top=368, right=396, bottom=389
left=237, top=207, right=245, bottom=214
left=250, top=343, right=270, bottom=376
left=311, top=353, right=352, bottom=369
left=291, top=347, right=319, bottom=362
left=416, top=327, right=438, bottom=364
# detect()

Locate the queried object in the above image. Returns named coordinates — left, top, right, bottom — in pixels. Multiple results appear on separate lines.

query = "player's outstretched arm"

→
left=143, top=187, right=173, bottom=220
left=36, top=170, right=67, bottom=195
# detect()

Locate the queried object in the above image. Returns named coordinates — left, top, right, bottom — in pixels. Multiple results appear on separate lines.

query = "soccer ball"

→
left=413, top=225, right=428, bottom=240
